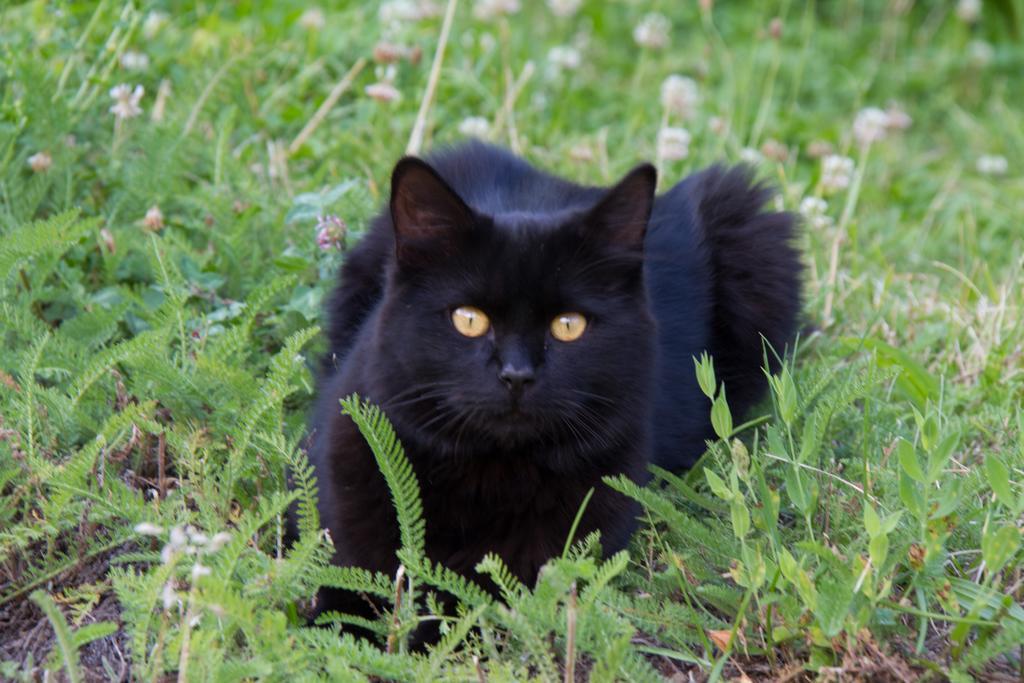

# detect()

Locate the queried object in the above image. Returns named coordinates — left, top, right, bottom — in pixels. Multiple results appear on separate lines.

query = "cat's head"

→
left=374, top=156, right=658, bottom=463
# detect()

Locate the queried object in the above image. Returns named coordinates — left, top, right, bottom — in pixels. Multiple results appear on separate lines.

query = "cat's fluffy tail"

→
left=690, top=165, right=803, bottom=418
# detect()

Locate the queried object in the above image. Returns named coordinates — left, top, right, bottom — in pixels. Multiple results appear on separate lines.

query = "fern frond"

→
left=341, top=395, right=426, bottom=560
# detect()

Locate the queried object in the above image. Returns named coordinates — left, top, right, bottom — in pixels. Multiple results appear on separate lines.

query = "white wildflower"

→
left=885, top=104, right=912, bottom=130
left=208, top=532, right=232, bottom=553
left=976, top=155, right=1008, bottom=176
left=547, top=0, right=582, bottom=18
left=169, top=525, right=187, bottom=548
left=143, top=205, right=164, bottom=231
left=799, top=197, right=833, bottom=230
left=119, top=50, right=149, bottom=71
left=161, top=582, right=178, bottom=610
left=380, top=0, right=423, bottom=22
left=27, top=151, right=52, bottom=173
left=373, top=41, right=406, bottom=63
left=187, top=527, right=209, bottom=546
left=569, top=142, right=595, bottom=162
left=458, top=116, right=491, bottom=138
left=109, top=84, right=144, bottom=119
left=708, top=116, right=728, bottom=136
left=547, top=45, right=581, bottom=73
left=956, top=0, right=981, bottom=23
left=657, top=127, right=691, bottom=161
left=820, top=154, right=855, bottom=194
left=298, top=7, right=326, bottom=30
left=134, top=522, right=164, bottom=536
left=473, top=0, right=520, bottom=21
left=633, top=13, right=670, bottom=49
left=968, top=40, right=994, bottom=67
left=807, top=140, right=834, bottom=159
left=660, top=75, right=700, bottom=119
left=143, top=11, right=168, bottom=39
left=365, top=82, right=401, bottom=103
left=852, top=107, right=888, bottom=145
left=739, top=147, right=763, bottom=165
left=191, top=563, right=212, bottom=580
left=760, top=139, right=788, bottom=162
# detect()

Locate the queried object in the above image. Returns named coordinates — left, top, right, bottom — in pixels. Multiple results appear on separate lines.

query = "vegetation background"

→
left=1, top=0, right=1022, bottom=680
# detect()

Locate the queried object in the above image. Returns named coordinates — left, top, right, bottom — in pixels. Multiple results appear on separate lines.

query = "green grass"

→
left=1, top=0, right=1022, bottom=680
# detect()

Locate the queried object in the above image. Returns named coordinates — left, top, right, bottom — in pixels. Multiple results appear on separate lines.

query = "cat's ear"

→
left=587, top=164, right=657, bottom=250
left=390, top=157, right=474, bottom=265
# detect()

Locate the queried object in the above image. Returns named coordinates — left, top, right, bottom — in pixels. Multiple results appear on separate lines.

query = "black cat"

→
left=304, top=141, right=800, bottom=622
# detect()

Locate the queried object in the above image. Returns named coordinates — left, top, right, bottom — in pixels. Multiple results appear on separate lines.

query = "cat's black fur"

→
left=305, top=141, right=801, bottom=622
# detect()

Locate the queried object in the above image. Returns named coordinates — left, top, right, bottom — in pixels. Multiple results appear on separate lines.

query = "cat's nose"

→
left=499, top=363, right=535, bottom=395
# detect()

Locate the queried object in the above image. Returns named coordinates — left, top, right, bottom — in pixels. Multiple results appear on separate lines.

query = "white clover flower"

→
left=968, top=40, right=994, bottom=67
left=208, top=532, right=232, bottom=553
left=708, top=116, right=728, bottom=136
left=820, top=154, right=855, bottom=194
left=760, top=139, right=788, bottom=162
left=373, top=41, right=406, bottom=64
left=633, top=13, right=670, bottom=49
left=143, top=205, right=164, bottom=231
left=298, top=7, right=326, bottom=30
left=547, top=45, right=581, bottom=73
left=143, top=11, right=168, bottom=39
left=799, top=197, right=833, bottom=230
left=956, top=0, right=981, bottom=23
left=27, top=151, right=52, bottom=173
left=134, top=522, right=164, bottom=536
left=458, top=116, right=491, bottom=138
left=807, top=140, right=834, bottom=159
left=473, top=0, right=520, bottom=21
left=569, top=142, right=595, bottom=162
left=187, top=527, right=209, bottom=546
left=109, top=84, right=144, bottom=119
left=852, top=107, right=888, bottom=145
left=976, top=155, right=1008, bottom=176
left=169, top=525, right=187, bottom=548
left=739, top=147, right=763, bottom=165
left=660, top=75, right=700, bottom=119
left=119, top=50, right=150, bottom=71
left=885, top=104, right=912, bottom=131
left=547, top=0, right=582, bottom=18
left=161, top=582, right=179, bottom=610
left=380, top=0, right=423, bottom=22
left=365, top=82, right=401, bottom=103
left=658, top=127, right=691, bottom=161
left=191, top=563, right=212, bottom=580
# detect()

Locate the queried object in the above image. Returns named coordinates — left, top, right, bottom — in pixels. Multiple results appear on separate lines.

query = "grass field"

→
left=1, top=1, right=1023, bottom=680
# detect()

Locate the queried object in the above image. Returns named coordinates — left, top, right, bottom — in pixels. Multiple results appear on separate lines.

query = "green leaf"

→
left=863, top=504, right=881, bottom=538
left=897, top=439, right=926, bottom=483
left=704, top=468, right=732, bottom=501
left=845, top=337, right=939, bottom=410
left=981, top=524, right=1021, bottom=576
left=899, top=471, right=924, bottom=520
left=814, top=574, right=854, bottom=638
left=730, top=499, right=750, bottom=540
left=710, top=385, right=733, bottom=439
left=869, top=533, right=889, bottom=569
left=926, top=432, right=958, bottom=482
left=693, top=352, right=716, bottom=400
left=984, top=457, right=1015, bottom=508
left=30, top=590, right=82, bottom=683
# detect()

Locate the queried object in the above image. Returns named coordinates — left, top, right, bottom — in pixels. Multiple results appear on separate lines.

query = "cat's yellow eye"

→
left=451, top=306, right=490, bottom=338
left=551, top=313, right=587, bottom=342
